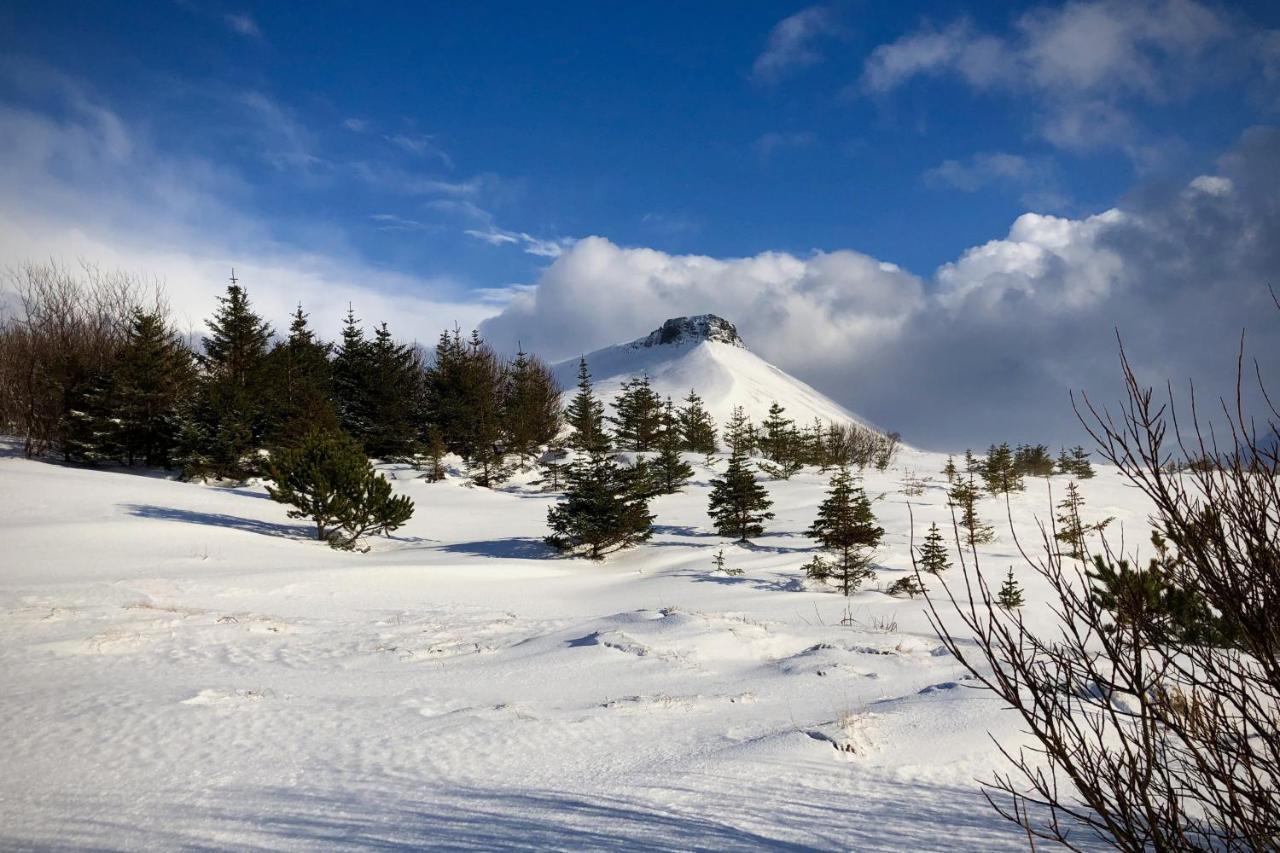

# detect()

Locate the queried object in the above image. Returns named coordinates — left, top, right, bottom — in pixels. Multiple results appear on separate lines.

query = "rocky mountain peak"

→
left=634, top=314, right=745, bottom=349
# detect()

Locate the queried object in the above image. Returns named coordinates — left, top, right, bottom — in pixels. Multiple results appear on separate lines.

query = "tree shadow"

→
left=652, top=524, right=716, bottom=538
left=121, top=504, right=314, bottom=540
left=437, top=537, right=559, bottom=560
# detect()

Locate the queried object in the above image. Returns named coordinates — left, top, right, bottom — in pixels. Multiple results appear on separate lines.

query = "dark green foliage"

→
left=677, top=390, right=717, bottom=455
left=942, top=456, right=958, bottom=483
left=332, top=312, right=421, bottom=460
left=62, top=368, right=120, bottom=464
left=545, top=451, right=654, bottom=559
left=609, top=374, right=663, bottom=452
left=263, top=306, right=337, bottom=448
left=188, top=282, right=273, bottom=479
left=917, top=522, right=952, bottom=575
left=887, top=575, right=926, bottom=598
left=802, top=554, right=832, bottom=582
left=721, top=406, right=755, bottom=456
left=1013, top=443, right=1055, bottom=478
left=650, top=398, right=694, bottom=494
left=504, top=348, right=561, bottom=464
left=758, top=402, right=804, bottom=479
left=963, top=448, right=980, bottom=474
left=564, top=358, right=610, bottom=454
left=536, top=444, right=571, bottom=491
left=807, top=466, right=884, bottom=595
left=332, top=308, right=373, bottom=440
left=265, top=428, right=414, bottom=549
left=1088, top=532, right=1233, bottom=646
left=113, top=311, right=195, bottom=467
left=1056, top=445, right=1096, bottom=479
left=713, top=547, right=743, bottom=576
left=949, top=475, right=995, bottom=547
left=425, top=329, right=509, bottom=484
left=707, top=441, right=773, bottom=541
left=982, top=442, right=1024, bottom=494
left=416, top=426, right=448, bottom=482
left=997, top=568, right=1025, bottom=609
left=1054, top=481, right=1100, bottom=560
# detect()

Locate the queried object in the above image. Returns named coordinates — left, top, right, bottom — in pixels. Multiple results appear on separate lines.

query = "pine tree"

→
left=1069, top=445, right=1095, bottom=479
left=1054, top=481, right=1112, bottom=560
left=457, top=331, right=508, bottom=486
left=62, top=368, right=120, bottom=464
left=916, top=522, right=952, bottom=575
left=424, top=327, right=468, bottom=451
left=942, top=455, right=959, bottom=483
left=609, top=374, right=663, bottom=451
left=721, top=406, right=755, bottom=456
left=997, top=567, right=1025, bottom=609
left=332, top=307, right=373, bottom=442
left=650, top=398, right=694, bottom=494
left=564, top=358, right=609, bottom=454
left=887, top=575, right=925, bottom=598
left=807, top=467, right=884, bottom=595
left=503, top=347, right=561, bottom=465
left=949, top=475, right=995, bottom=547
left=545, top=451, right=654, bottom=558
left=982, top=442, right=1023, bottom=494
left=758, top=402, right=803, bottom=479
left=537, top=444, right=571, bottom=491
left=707, top=440, right=773, bottom=541
left=111, top=310, right=196, bottom=467
left=190, top=279, right=273, bottom=479
left=1013, top=443, right=1055, bottom=478
left=263, top=305, right=337, bottom=449
left=677, top=390, right=717, bottom=455
left=265, top=428, right=414, bottom=549
left=361, top=322, right=422, bottom=460
left=417, top=426, right=448, bottom=482
left=963, top=448, right=980, bottom=475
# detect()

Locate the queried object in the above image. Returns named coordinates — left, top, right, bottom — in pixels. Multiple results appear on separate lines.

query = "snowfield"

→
left=0, top=443, right=1144, bottom=850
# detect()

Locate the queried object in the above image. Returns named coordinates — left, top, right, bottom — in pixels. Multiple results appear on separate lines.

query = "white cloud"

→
left=752, top=6, right=838, bottom=84
left=924, top=151, right=1037, bottom=190
left=384, top=132, right=454, bottom=169
left=224, top=13, right=262, bottom=39
left=860, top=0, right=1246, bottom=153
left=464, top=226, right=572, bottom=258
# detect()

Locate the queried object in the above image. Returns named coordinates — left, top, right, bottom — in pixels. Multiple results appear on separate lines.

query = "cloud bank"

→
left=481, top=128, right=1280, bottom=449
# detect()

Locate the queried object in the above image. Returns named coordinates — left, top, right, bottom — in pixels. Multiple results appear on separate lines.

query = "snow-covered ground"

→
left=0, top=443, right=1145, bottom=850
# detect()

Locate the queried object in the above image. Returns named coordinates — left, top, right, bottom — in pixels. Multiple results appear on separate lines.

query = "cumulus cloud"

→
left=481, top=128, right=1280, bottom=448
left=752, top=6, right=839, bottom=84
left=860, top=0, right=1254, bottom=154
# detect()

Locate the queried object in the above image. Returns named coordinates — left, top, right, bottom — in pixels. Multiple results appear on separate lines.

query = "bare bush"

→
left=918, top=334, right=1280, bottom=850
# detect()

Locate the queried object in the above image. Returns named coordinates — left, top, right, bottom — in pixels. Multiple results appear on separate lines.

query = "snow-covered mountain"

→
left=551, top=314, right=876, bottom=431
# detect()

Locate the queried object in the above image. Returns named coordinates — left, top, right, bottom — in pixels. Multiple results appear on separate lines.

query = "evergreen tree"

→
left=265, top=428, right=415, bottom=549
left=416, top=426, right=448, bottom=482
left=190, top=279, right=273, bottom=479
left=1054, top=481, right=1112, bottom=560
left=564, top=358, right=610, bottom=454
left=887, top=575, right=926, bottom=598
left=982, top=442, right=1024, bottom=494
left=997, top=568, right=1025, bottom=609
left=677, top=390, right=717, bottom=455
left=707, top=440, right=773, bottom=541
left=503, top=347, right=561, bottom=465
left=807, top=467, right=884, bottom=595
left=721, top=405, right=755, bottom=456
left=263, top=305, right=337, bottom=448
left=332, top=307, right=373, bottom=442
left=62, top=368, right=120, bottom=464
left=1013, top=443, right=1055, bottom=478
left=758, top=402, right=803, bottom=479
left=916, top=522, right=952, bottom=575
left=361, top=322, right=422, bottom=460
left=457, top=331, right=508, bottom=486
left=537, top=444, right=571, bottom=491
left=650, top=398, right=694, bottom=494
left=609, top=374, right=663, bottom=451
left=545, top=451, right=654, bottom=558
left=113, top=310, right=195, bottom=467
left=949, top=475, right=995, bottom=547
left=1068, top=445, right=1095, bottom=479
left=942, top=455, right=959, bottom=483
left=424, top=327, right=468, bottom=451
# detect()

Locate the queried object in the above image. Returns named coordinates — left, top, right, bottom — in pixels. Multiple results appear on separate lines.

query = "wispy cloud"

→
left=464, top=225, right=571, bottom=258
left=384, top=132, right=454, bottom=169
left=343, top=117, right=369, bottom=132
left=224, top=13, right=262, bottom=39
left=753, top=6, right=839, bottom=84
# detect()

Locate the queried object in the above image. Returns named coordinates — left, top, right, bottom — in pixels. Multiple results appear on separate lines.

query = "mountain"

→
left=551, top=315, right=877, bottom=432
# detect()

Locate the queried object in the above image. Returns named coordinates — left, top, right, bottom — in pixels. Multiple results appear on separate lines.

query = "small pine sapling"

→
left=916, top=522, right=952, bottom=575
left=997, top=568, right=1025, bottom=610
left=887, top=575, right=925, bottom=598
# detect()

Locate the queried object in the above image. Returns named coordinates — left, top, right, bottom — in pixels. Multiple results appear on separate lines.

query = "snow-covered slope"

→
left=552, top=315, right=877, bottom=431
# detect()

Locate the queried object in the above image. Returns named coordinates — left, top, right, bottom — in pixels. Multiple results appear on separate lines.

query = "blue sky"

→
left=3, top=1, right=1280, bottom=446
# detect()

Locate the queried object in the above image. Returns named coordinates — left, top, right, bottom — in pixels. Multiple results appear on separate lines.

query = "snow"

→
left=553, top=338, right=878, bottom=435
left=0, top=441, right=1141, bottom=849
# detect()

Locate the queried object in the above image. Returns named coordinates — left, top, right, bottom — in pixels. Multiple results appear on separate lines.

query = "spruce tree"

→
left=721, top=405, right=755, bottom=456
left=982, top=442, right=1024, bottom=494
left=1068, top=445, right=1095, bottom=479
left=942, top=455, right=959, bottom=483
left=651, top=398, right=694, bottom=494
left=1014, top=443, right=1055, bottom=478
left=887, top=575, right=925, bottom=598
left=807, top=467, right=884, bottom=595
left=1055, top=481, right=1112, bottom=560
left=504, top=347, right=561, bottom=465
left=545, top=451, right=653, bottom=558
left=332, top=307, right=373, bottom=443
left=707, top=441, right=773, bottom=541
left=677, top=390, right=717, bottom=455
left=997, top=567, right=1025, bottom=609
left=564, top=358, right=609, bottom=454
left=361, top=322, right=422, bottom=460
left=963, top=448, right=980, bottom=475
left=417, top=426, right=448, bottom=482
left=191, top=279, right=273, bottom=479
left=758, top=402, right=803, bottom=479
left=609, top=374, right=663, bottom=451
left=113, top=310, right=195, bottom=467
left=949, top=475, right=995, bottom=547
left=456, top=331, right=508, bottom=486
left=916, top=522, right=952, bottom=575
left=263, top=305, right=337, bottom=448
left=265, top=428, right=414, bottom=549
